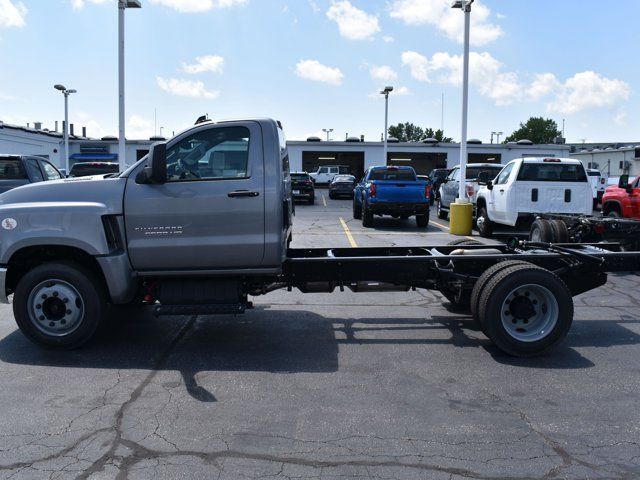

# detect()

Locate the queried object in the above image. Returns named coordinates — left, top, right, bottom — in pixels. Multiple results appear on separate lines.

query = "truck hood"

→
left=0, top=175, right=127, bottom=214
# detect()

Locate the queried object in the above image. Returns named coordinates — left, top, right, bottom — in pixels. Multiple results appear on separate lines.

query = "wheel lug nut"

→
left=41, top=294, right=47, bottom=299
left=504, top=310, right=510, bottom=316
left=49, top=322, right=55, bottom=327
left=63, top=298, right=69, bottom=303
left=66, top=310, right=72, bottom=315
left=52, top=291, right=58, bottom=297
left=61, top=319, right=66, bottom=325
left=36, top=304, right=42, bottom=309
left=532, top=300, right=538, bottom=305
left=39, top=315, right=45, bottom=321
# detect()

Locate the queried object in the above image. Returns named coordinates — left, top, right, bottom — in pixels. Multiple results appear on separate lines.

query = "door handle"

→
left=228, top=190, right=260, bottom=198
left=499, top=189, right=505, bottom=193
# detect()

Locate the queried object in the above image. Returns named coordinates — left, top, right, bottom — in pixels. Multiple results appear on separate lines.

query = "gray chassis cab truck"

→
left=0, top=119, right=638, bottom=357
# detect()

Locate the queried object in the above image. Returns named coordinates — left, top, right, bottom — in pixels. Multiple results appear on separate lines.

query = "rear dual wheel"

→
left=474, top=262, right=573, bottom=357
left=530, top=219, right=569, bottom=243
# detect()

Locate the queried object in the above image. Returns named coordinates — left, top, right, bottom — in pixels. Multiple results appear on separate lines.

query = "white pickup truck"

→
left=475, top=157, right=592, bottom=237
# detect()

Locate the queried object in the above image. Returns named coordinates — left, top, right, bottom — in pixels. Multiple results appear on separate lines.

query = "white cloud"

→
left=72, top=0, right=109, bottom=10
left=182, top=55, right=224, bottom=74
left=308, top=0, right=320, bottom=13
left=369, top=65, right=398, bottom=82
left=545, top=71, right=631, bottom=115
left=75, top=112, right=110, bottom=139
left=401, top=51, right=430, bottom=82
left=295, top=60, right=344, bottom=86
left=382, top=35, right=395, bottom=43
left=614, top=108, right=627, bottom=126
left=156, top=77, right=219, bottom=99
left=148, top=0, right=248, bottom=13
left=401, top=50, right=521, bottom=106
left=0, top=0, right=27, bottom=28
left=389, top=0, right=502, bottom=46
left=326, top=0, right=380, bottom=41
left=127, top=115, right=155, bottom=139
left=526, top=73, right=560, bottom=101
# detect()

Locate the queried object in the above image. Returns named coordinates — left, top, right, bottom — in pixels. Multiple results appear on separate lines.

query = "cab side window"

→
left=494, top=163, right=515, bottom=185
left=166, top=126, right=250, bottom=182
left=318, top=167, right=328, bottom=174
left=446, top=168, right=457, bottom=182
left=40, top=160, right=62, bottom=180
left=25, top=159, right=44, bottom=182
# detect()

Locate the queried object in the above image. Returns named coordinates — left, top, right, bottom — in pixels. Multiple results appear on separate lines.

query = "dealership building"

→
left=3, top=119, right=638, bottom=178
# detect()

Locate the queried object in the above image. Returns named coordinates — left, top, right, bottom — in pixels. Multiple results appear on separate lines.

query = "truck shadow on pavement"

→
left=0, top=307, right=639, bottom=401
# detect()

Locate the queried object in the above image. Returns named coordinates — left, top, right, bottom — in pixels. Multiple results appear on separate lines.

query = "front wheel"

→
left=476, top=206, right=493, bottom=238
left=13, top=262, right=107, bottom=349
left=308, top=195, right=315, bottom=205
left=436, top=199, right=447, bottom=219
left=362, top=204, right=374, bottom=228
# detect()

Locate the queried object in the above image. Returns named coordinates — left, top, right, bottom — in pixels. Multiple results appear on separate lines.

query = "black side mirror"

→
left=486, top=180, right=494, bottom=191
left=477, top=171, right=490, bottom=185
left=136, top=142, right=167, bottom=184
left=618, top=174, right=632, bottom=193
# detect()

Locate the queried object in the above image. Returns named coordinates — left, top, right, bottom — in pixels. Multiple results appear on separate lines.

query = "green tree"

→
left=424, top=128, right=453, bottom=143
left=388, top=123, right=453, bottom=142
left=504, top=117, right=561, bottom=144
left=388, top=122, right=424, bottom=142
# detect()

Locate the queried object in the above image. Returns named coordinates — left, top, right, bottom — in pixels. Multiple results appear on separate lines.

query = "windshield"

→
left=517, top=163, right=588, bottom=182
left=369, top=168, right=416, bottom=181
left=466, top=166, right=502, bottom=180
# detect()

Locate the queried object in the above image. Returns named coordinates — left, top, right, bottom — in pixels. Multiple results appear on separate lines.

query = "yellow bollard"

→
left=449, top=201, right=473, bottom=236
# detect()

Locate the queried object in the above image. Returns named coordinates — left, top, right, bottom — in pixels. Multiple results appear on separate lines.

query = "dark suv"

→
left=427, top=168, right=450, bottom=204
left=69, top=162, right=120, bottom=178
left=290, top=172, right=315, bottom=204
left=0, top=155, right=63, bottom=194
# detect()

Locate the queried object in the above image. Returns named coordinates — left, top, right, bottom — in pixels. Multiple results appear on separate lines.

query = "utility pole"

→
left=381, top=86, right=394, bottom=164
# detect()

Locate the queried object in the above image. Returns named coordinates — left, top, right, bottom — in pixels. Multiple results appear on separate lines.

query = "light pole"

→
left=449, top=0, right=474, bottom=235
left=54, top=84, right=76, bottom=172
left=322, top=128, right=333, bottom=141
left=381, top=86, right=393, bottom=164
left=118, top=0, right=142, bottom=171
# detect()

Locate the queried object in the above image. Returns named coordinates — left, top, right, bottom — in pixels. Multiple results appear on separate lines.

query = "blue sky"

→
left=0, top=0, right=637, bottom=143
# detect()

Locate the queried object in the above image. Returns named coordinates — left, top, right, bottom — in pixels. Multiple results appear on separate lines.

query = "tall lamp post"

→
left=54, top=84, right=77, bottom=173
left=118, top=0, right=142, bottom=171
left=449, top=0, right=474, bottom=235
left=380, top=86, right=394, bottom=164
left=322, top=128, right=333, bottom=141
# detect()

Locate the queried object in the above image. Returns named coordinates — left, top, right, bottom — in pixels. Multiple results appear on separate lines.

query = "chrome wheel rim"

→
left=477, top=213, right=486, bottom=231
left=500, top=284, right=558, bottom=342
left=27, top=279, right=85, bottom=337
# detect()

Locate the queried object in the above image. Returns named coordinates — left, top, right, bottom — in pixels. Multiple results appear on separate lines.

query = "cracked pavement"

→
left=0, top=196, right=639, bottom=479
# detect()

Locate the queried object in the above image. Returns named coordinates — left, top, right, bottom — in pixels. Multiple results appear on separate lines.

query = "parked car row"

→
left=0, top=155, right=122, bottom=195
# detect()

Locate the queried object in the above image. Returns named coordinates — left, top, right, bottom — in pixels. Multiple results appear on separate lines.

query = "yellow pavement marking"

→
left=430, top=220, right=449, bottom=231
left=322, top=195, right=327, bottom=207
left=339, top=217, right=358, bottom=248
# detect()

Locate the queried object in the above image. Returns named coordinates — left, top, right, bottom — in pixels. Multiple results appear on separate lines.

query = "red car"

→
left=602, top=175, right=640, bottom=219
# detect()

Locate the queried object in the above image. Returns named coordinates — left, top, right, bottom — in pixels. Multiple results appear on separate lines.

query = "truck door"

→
left=443, top=168, right=459, bottom=207
left=489, top=162, right=515, bottom=223
left=123, top=122, right=265, bottom=271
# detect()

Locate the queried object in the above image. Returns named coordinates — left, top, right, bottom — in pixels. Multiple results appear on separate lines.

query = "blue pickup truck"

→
left=353, top=165, right=430, bottom=228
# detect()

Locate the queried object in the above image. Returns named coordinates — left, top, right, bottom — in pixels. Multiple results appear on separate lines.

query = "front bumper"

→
left=0, top=267, right=8, bottom=304
left=368, top=202, right=430, bottom=216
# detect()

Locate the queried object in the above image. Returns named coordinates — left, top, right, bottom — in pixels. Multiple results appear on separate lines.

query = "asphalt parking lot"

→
left=0, top=192, right=639, bottom=479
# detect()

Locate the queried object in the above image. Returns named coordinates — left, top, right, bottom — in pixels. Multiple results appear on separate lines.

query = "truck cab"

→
left=602, top=175, right=640, bottom=219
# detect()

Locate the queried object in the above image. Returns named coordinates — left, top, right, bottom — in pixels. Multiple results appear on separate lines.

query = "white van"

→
left=475, top=158, right=592, bottom=237
left=309, top=165, right=350, bottom=184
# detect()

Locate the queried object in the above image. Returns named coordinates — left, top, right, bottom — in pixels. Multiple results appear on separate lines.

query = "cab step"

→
left=152, top=303, right=246, bottom=316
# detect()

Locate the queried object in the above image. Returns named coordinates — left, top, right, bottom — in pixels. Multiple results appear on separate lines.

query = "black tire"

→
left=549, top=219, right=569, bottom=243
left=328, top=193, right=335, bottom=200
left=529, top=218, right=553, bottom=242
left=308, top=196, right=315, bottom=205
left=362, top=204, right=374, bottom=228
left=436, top=199, right=447, bottom=219
left=477, top=264, right=573, bottom=357
left=353, top=198, right=362, bottom=219
left=13, top=262, right=107, bottom=349
left=607, top=209, right=621, bottom=218
left=470, top=260, right=533, bottom=333
left=476, top=206, right=493, bottom=238
left=416, top=214, right=429, bottom=228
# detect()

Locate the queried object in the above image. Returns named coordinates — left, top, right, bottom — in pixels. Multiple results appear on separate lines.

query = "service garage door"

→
left=302, top=151, right=365, bottom=179
left=387, top=152, right=447, bottom=175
